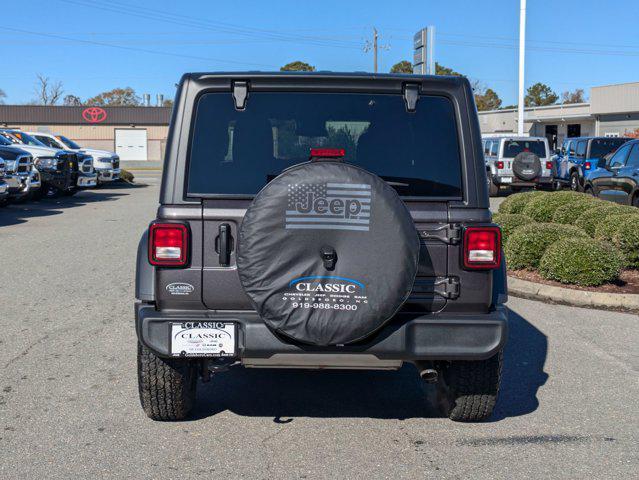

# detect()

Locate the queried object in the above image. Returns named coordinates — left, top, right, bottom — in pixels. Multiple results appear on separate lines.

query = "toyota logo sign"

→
left=82, top=107, right=107, bottom=123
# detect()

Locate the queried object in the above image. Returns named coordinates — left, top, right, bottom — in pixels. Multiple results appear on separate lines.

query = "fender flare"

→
left=135, top=230, right=155, bottom=302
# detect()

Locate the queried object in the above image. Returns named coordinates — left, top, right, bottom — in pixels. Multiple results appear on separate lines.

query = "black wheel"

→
left=569, top=171, right=582, bottom=192
left=632, top=194, right=639, bottom=208
left=584, top=186, right=595, bottom=197
left=43, top=184, right=62, bottom=198
left=487, top=172, right=499, bottom=197
left=436, top=351, right=502, bottom=422
left=0, top=197, right=9, bottom=207
left=62, top=187, right=79, bottom=197
left=137, top=342, right=198, bottom=421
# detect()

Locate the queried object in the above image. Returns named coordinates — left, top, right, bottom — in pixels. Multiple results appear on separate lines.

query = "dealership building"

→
left=1, top=80, right=638, bottom=164
left=0, top=105, right=171, bottom=165
left=479, top=81, right=639, bottom=149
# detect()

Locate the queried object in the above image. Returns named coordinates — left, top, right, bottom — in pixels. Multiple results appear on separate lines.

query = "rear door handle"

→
left=215, top=223, right=234, bottom=266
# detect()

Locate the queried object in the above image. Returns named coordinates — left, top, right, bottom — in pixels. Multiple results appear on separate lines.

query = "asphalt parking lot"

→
left=0, top=175, right=637, bottom=479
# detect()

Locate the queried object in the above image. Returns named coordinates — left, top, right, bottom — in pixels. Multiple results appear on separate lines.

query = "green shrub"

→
left=551, top=197, right=601, bottom=224
left=120, top=169, right=135, bottom=183
left=575, top=204, right=639, bottom=236
left=594, top=214, right=637, bottom=242
left=538, top=238, right=623, bottom=286
left=521, top=191, right=593, bottom=222
left=498, top=190, right=548, bottom=215
left=492, top=213, right=535, bottom=244
left=505, top=223, right=588, bottom=269
left=612, top=216, right=639, bottom=268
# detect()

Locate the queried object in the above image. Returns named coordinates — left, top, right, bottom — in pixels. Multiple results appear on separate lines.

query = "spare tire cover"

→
left=237, top=161, right=420, bottom=346
left=512, top=152, right=542, bottom=181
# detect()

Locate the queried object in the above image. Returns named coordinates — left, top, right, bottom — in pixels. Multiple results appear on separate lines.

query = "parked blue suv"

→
left=584, top=138, right=639, bottom=206
left=555, top=137, right=629, bottom=191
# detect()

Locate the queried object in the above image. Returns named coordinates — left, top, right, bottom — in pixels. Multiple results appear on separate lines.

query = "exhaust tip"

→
left=420, top=368, right=439, bottom=383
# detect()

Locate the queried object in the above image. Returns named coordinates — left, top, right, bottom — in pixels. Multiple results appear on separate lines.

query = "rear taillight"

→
left=310, top=148, right=345, bottom=158
left=463, top=226, right=501, bottom=269
left=496, top=161, right=504, bottom=169
left=148, top=223, right=189, bottom=267
left=546, top=161, right=554, bottom=170
left=584, top=161, right=591, bottom=170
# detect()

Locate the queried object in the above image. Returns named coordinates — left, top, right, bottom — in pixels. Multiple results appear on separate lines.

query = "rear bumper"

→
left=494, top=175, right=553, bottom=187
left=135, top=303, right=508, bottom=363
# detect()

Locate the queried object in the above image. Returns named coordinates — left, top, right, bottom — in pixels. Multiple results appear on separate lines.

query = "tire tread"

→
left=137, top=342, right=196, bottom=421
left=441, top=351, right=502, bottom=422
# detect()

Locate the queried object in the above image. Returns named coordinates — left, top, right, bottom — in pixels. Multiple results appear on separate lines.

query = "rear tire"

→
left=436, top=351, right=502, bottom=422
left=487, top=172, right=499, bottom=197
left=137, top=342, right=198, bottom=421
left=570, top=171, right=582, bottom=192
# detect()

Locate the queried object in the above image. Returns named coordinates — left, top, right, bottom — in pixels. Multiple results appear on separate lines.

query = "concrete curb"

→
left=508, top=276, right=639, bottom=314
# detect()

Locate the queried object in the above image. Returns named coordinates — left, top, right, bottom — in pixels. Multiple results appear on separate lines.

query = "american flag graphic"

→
left=286, top=183, right=372, bottom=231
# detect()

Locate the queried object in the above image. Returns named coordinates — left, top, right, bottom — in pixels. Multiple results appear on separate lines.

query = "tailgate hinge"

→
left=403, top=83, right=420, bottom=112
left=433, top=277, right=460, bottom=299
left=419, top=224, right=462, bottom=245
left=232, top=81, right=248, bottom=110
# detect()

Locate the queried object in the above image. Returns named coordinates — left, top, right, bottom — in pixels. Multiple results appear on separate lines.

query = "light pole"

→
left=517, top=0, right=526, bottom=136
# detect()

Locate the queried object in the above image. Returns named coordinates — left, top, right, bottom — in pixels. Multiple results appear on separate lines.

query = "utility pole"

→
left=373, top=27, right=378, bottom=73
left=517, top=0, right=526, bottom=136
left=364, top=27, right=389, bottom=73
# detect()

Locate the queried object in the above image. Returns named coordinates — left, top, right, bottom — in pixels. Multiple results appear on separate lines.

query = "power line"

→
left=58, top=0, right=363, bottom=50
left=0, top=25, right=279, bottom=68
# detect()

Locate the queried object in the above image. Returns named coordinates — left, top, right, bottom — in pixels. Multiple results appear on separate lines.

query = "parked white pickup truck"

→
left=29, top=132, right=120, bottom=185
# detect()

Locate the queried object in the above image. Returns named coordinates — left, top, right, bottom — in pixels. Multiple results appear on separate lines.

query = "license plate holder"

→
left=170, top=322, right=236, bottom=357
left=501, top=177, right=513, bottom=183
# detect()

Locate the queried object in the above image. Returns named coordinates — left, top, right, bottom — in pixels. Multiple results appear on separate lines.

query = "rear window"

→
left=187, top=92, right=462, bottom=198
left=502, top=140, right=547, bottom=158
left=589, top=138, right=626, bottom=159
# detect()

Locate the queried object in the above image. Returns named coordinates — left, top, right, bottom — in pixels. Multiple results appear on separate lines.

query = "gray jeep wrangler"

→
left=135, top=72, right=508, bottom=422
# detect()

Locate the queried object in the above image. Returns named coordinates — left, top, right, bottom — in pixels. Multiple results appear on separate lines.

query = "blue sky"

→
left=2, top=0, right=638, bottom=105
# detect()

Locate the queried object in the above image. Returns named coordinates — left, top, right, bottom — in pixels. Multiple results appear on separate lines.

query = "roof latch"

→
left=232, top=81, right=248, bottom=111
left=403, top=83, right=420, bottom=112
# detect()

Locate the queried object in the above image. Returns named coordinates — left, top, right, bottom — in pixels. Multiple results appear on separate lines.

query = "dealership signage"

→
left=413, top=27, right=435, bottom=75
left=82, top=107, right=108, bottom=123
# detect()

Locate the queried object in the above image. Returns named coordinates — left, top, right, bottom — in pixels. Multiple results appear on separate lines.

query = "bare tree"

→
left=561, top=88, right=586, bottom=104
left=0, top=88, right=6, bottom=104
left=33, top=74, right=64, bottom=105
